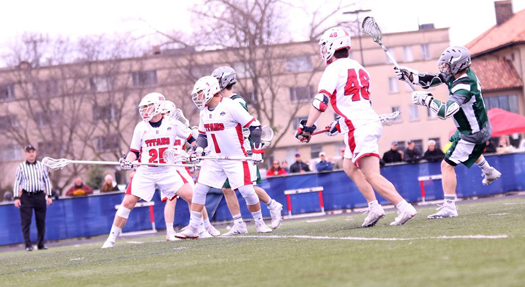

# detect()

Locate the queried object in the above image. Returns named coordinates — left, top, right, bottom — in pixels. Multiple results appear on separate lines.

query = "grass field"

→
left=1, top=195, right=525, bottom=287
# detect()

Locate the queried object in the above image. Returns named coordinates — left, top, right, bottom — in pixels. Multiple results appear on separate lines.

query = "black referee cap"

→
left=25, top=145, right=36, bottom=152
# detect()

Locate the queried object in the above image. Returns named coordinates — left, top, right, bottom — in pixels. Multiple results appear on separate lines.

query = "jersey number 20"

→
left=344, top=69, right=370, bottom=101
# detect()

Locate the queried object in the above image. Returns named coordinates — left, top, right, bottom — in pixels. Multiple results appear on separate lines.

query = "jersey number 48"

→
left=344, top=69, right=370, bottom=101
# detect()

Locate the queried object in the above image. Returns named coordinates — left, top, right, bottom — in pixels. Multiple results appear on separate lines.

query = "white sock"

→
left=444, top=195, right=457, bottom=205
left=396, top=200, right=408, bottom=210
left=251, top=210, right=263, bottom=223
left=166, top=223, right=174, bottom=234
left=190, top=211, right=201, bottom=229
left=232, top=214, right=243, bottom=224
left=108, top=226, right=122, bottom=242
left=266, top=198, right=275, bottom=207
left=203, top=218, right=211, bottom=229
left=476, top=158, right=492, bottom=174
left=368, top=200, right=379, bottom=207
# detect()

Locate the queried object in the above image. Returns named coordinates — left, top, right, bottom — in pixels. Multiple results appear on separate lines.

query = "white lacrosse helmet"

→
left=318, top=27, right=351, bottom=64
left=191, top=76, right=221, bottom=110
left=160, top=100, right=176, bottom=117
left=139, top=92, right=165, bottom=121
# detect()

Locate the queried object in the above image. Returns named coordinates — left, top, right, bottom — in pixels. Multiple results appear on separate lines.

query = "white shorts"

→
left=125, top=167, right=185, bottom=202
left=158, top=167, right=194, bottom=202
left=197, top=159, right=252, bottom=190
left=343, top=121, right=382, bottom=167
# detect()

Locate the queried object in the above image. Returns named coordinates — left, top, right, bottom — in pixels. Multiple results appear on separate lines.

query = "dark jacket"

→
left=316, top=160, right=333, bottom=172
left=290, top=161, right=310, bottom=173
left=382, top=149, right=402, bottom=163
left=404, top=147, right=422, bottom=163
left=423, top=148, right=445, bottom=162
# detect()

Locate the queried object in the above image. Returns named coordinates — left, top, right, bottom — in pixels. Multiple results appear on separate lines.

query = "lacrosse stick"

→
left=312, top=128, right=329, bottom=136
left=174, top=109, right=190, bottom=127
left=261, top=125, right=274, bottom=142
left=362, top=16, right=416, bottom=91
left=163, top=148, right=253, bottom=163
left=42, top=157, right=194, bottom=171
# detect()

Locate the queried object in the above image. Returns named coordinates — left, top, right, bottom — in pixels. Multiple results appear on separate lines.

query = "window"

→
left=421, top=44, right=430, bottom=60
left=93, top=104, right=120, bottom=121
left=310, top=144, right=322, bottom=159
left=388, top=77, right=399, bottom=93
left=289, top=86, right=313, bottom=102
left=285, top=55, right=312, bottom=73
left=38, top=141, right=65, bottom=156
left=397, top=141, right=406, bottom=151
left=0, top=144, right=23, bottom=162
left=403, top=46, right=413, bottom=62
left=484, top=95, right=519, bottom=114
left=411, top=139, right=424, bottom=152
left=131, top=70, right=157, bottom=88
left=189, top=65, right=214, bottom=79
left=0, top=115, right=18, bottom=130
left=233, top=61, right=252, bottom=78
left=34, top=111, right=60, bottom=128
left=391, top=106, right=402, bottom=122
left=292, top=116, right=308, bottom=129
left=90, top=76, right=113, bottom=92
left=32, top=80, right=59, bottom=98
left=246, top=91, right=257, bottom=104
left=0, top=84, right=15, bottom=101
left=427, top=107, right=437, bottom=119
left=94, top=134, right=119, bottom=152
left=409, top=105, right=419, bottom=121
left=386, top=48, right=395, bottom=64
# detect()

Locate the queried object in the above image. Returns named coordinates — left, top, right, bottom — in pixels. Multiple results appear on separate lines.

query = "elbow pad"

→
left=249, top=125, right=262, bottom=146
left=312, top=93, right=329, bottom=112
left=429, top=100, right=460, bottom=120
left=197, top=133, right=208, bottom=148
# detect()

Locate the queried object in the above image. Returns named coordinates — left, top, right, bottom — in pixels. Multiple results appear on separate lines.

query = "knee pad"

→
left=116, top=205, right=131, bottom=219
left=237, top=185, right=259, bottom=205
left=192, top=183, right=210, bottom=205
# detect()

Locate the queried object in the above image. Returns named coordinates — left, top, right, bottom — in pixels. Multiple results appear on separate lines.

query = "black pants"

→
left=20, top=191, right=47, bottom=248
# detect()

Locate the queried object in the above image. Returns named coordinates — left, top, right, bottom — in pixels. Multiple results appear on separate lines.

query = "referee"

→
left=13, top=145, right=53, bottom=251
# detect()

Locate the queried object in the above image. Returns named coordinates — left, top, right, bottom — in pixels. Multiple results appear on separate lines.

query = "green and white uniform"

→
left=223, top=93, right=262, bottom=189
left=418, top=68, right=492, bottom=167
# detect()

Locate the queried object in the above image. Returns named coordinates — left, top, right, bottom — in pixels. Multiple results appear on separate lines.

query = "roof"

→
left=470, top=59, right=523, bottom=91
left=466, top=9, right=525, bottom=56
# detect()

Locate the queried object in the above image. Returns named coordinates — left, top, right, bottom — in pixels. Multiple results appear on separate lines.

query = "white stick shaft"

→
left=66, top=160, right=193, bottom=167
left=381, top=43, right=416, bottom=91
left=200, top=156, right=253, bottom=161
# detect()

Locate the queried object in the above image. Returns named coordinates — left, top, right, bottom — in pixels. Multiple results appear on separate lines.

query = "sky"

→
left=1, top=0, right=525, bottom=55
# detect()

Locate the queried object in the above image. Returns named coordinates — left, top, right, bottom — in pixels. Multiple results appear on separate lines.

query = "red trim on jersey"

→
left=130, top=148, right=140, bottom=153
left=319, top=89, right=334, bottom=97
left=242, top=160, right=251, bottom=185
left=330, top=90, right=356, bottom=154
left=220, top=97, right=224, bottom=102
left=354, top=153, right=380, bottom=168
left=125, top=175, right=134, bottom=195
left=235, top=124, right=248, bottom=156
left=198, top=130, right=206, bottom=135
left=186, top=134, right=193, bottom=142
left=243, top=118, right=255, bottom=128
left=176, top=170, right=188, bottom=184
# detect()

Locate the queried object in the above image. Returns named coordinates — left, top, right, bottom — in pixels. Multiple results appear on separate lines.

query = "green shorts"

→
left=445, top=130, right=487, bottom=168
left=222, top=166, right=262, bottom=189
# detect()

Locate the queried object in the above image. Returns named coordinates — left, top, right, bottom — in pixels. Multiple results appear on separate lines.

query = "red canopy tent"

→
left=448, top=108, right=525, bottom=137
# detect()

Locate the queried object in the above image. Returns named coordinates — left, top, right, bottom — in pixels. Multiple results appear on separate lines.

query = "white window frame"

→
left=131, top=70, right=157, bottom=88
left=90, top=76, right=113, bottom=92
left=289, top=86, right=313, bottom=102
left=285, top=55, right=312, bottom=73
left=403, top=46, right=414, bottom=62
left=0, top=84, right=15, bottom=101
left=409, top=104, right=419, bottom=121
left=0, top=144, right=23, bottom=162
left=388, top=77, right=399, bottom=93
left=421, top=44, right=430, bottom=60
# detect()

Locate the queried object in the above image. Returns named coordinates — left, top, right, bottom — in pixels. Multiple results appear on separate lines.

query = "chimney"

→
left=495, top=0, right=513, bottom=25
left=152, top=45, right=161, bottom=55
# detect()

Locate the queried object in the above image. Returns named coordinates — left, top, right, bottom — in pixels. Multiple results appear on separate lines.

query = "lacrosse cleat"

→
left=390, top=204, right=417, bottom=226
left=362, top=204, right=386, bottom=227
left=379, top=111, right=400, bottom=126
left=482, top=167, right=501, bottom=185
left=427, top=202, right=458, bottom=219
left=255, top=221, right=272, bottom=233
left=269, top=201, right=283, bottom=229
left=222, top=221, right=248, bottom=236
left=175, top=226, right=199, bottom=240
left=199, top=229, right=213, bottom=239
left=101, top=240, right=114, bottom=249
left=166, top=233, right=181, bottom=241
left=206, top=225, right=221, bottom=237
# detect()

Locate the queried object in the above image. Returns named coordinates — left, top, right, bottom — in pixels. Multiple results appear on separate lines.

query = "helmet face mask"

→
left=318, top=27, right=351, bottom=64
left=191, top=76, right=221, bottom=110
left=160, top=100, right=176, bottom=117
left=138, top=92, right=165, bottom=122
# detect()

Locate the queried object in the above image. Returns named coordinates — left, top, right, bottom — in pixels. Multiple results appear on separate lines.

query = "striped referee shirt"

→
left=13, top=160, right=52, bottom=198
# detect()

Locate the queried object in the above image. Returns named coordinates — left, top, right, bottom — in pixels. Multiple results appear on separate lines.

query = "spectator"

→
left=333, top=147, right=345, bottom=170
left=315, top=152, right=333, bottom=172
left=13, top=145, right=53, bottom=251
left=101, top=174, right=120, bottom=192
left=484, top=139, right=497, bottom=153
left=496, top=136, right=515, bottom=154
left=281, top=161, right=289, bottom=173
left=404, top=140, right=422, bottom=164
left=66, top=177, right=94, bottom=196
left=382, top=141, right=403, bottom=164
left=266, top=160, right=288, bottom=177
left=423, top=140, right=445, bottom=162
left=3, top=191, right=13, bottom=202
left=290, top=152, right=310, bottom=173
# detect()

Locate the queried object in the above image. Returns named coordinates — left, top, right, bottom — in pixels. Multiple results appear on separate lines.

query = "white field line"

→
left=240, top=234, right=507, bottom=241
left=306, top=219, right=327, bottom=223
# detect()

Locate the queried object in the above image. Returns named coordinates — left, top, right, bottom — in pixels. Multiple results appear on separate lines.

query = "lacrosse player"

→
left=211, top=66, right=283, bottom=235
left=295, top=27, right=417, bottom=226
left=395, top=46, right=501, bottom=219
left=102, top=93, right=201, bottom=248
left=158, top=100, right=221, bottom=240
left=175, top=76, right=272, bottom=239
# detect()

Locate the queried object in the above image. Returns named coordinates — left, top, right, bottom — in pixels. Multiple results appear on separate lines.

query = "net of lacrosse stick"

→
left=362, top=16, right=415, bottom=91
left=163, top=148, right=191, bottom=164
left=42, top=157, right=193, bottom=171
left=260, top=125, right=274, bottom=148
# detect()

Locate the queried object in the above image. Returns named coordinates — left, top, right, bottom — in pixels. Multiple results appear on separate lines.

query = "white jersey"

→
left=318, top=58, right=380, bottom=133
left=198, top=97, right=256, bottom=157
left=129, top=117, right=191, bottom=172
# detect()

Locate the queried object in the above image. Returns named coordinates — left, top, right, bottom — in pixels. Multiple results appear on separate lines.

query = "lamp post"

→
left=343, top=9, right=371, bottom=66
